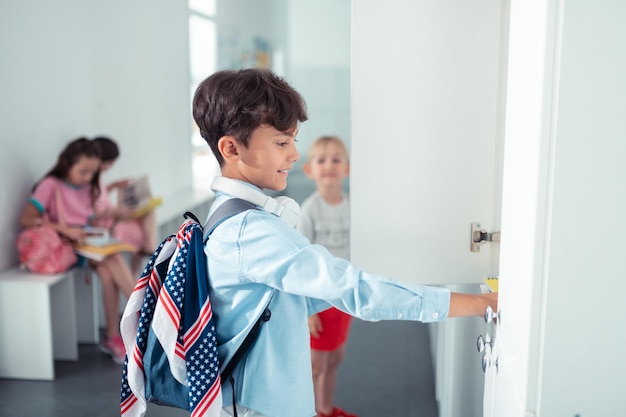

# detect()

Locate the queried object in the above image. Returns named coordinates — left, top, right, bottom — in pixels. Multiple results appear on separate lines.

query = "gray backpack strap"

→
left=203, top=198, right=257, bottom=242
left=199, top=197, right=273, bottom=383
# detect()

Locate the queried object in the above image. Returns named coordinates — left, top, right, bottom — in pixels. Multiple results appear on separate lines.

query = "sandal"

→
left=318, top=407, right=359, bottom=417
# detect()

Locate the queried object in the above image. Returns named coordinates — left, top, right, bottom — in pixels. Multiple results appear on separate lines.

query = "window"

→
left=189, top=0, right=219, bottom=189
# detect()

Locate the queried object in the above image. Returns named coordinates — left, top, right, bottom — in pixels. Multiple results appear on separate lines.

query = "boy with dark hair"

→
left=192, top=68, right=497, bottom=417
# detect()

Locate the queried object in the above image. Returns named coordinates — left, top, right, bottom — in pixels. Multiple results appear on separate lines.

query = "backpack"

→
left=16, top=182, right=77, bottom=274
left=16, top=225, right=77, bottom=273
left=120, top=198, right=272, bottom=417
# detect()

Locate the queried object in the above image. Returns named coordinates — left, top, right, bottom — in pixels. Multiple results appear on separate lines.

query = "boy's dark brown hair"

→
left=192, top=69, right=308, bottom=166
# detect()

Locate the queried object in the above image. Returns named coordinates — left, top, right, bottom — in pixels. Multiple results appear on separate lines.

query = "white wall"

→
left=0, top=0, right=351, bottom=270
left=0, top=0, right=192, bottom=271
left=284, top=0, right=352, bottom=203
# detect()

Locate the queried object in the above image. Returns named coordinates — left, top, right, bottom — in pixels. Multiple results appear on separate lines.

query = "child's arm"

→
left=448, top=292, right=498, bottom=318
left=308, top=314, right=323, bottom=338
left=20, top=202, right=86, bottom=242
left=106, top=178, right=132, bottom=193
left=91, top=206, right=132, bottom=223
left=20, top=203, right=43, bottom=229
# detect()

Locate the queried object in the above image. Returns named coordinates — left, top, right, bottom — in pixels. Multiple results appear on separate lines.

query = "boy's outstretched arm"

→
left=448, top=292, right=498, bottom=318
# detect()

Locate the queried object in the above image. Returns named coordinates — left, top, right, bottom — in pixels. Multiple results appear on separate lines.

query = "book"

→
left=74, top=241, right=136, bottom=262
left=74, top=227, right=137, bottom=261
left=484, top=277, right=499, bottom=292
left=83, top=226, right=111, bottom=245
left=124, top=196, right=163, bottom=220
left=117, top=176, right=162, bottom=220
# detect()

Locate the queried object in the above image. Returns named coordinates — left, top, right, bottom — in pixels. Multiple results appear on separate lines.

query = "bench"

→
left=0, top=188, right=215, bottom=381
left=0, top=266, right=80, bottom=380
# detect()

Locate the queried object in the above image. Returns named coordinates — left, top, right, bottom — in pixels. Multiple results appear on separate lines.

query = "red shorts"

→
left=310, top=307, right=352, bottom=351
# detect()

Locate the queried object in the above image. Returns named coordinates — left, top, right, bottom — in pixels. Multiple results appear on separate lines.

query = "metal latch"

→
left=471, top=222, right=501, bottom=252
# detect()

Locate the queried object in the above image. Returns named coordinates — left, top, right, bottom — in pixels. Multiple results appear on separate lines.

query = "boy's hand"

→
left=308, top=314, right=323, bottom=338
left=448, top=291, right=499, bottom=318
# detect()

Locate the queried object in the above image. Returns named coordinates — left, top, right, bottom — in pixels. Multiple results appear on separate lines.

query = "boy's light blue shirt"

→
left=206, top=183, right=451, bottom=417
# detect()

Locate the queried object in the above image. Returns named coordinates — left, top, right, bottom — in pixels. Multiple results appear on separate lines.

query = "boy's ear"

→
left=218, top=136, right=240, bottom=163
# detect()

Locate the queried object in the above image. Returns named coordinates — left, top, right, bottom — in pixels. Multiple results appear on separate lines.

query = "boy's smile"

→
left=220, top=124, right=300, bottom=191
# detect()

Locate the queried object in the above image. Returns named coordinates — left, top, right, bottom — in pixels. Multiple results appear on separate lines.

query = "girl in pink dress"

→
left=19, top=137, right=136, bottom=364
left=92, top=136, right=157, bottom=275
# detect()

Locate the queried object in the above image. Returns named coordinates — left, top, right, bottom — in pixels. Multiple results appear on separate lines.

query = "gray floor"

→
left=0, top=319, right=438, bottom=417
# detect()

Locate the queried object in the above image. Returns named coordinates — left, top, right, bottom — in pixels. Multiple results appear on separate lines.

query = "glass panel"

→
left=189, top=15, right=217, bottom=85
left=188, top=0, right=216, bottom=16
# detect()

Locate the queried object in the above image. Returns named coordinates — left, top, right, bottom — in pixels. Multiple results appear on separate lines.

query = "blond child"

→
left=297, top=136, right=355, bottom=417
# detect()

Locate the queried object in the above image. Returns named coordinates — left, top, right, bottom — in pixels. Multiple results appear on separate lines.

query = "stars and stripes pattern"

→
left=120, top=219, right=222, bottom=417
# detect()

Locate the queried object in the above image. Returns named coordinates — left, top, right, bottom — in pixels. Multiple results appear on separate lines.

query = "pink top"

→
left=30, top=177, right=94, bottom=226
left=94, top=179, right=114, bottom=213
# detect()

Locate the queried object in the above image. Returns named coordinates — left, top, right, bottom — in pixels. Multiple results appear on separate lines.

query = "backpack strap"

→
left=221, top=299, right=272, bottom=382
left=202, top=197, right=257, bottom=241
left=195, top=197, right=274, bottom=382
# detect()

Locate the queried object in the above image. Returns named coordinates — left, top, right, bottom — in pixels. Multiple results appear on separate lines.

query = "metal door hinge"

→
left=471, top=222, right=501, bottom=252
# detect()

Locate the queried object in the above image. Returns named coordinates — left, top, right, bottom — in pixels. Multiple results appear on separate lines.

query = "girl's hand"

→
left=112, top=206, right=133, bottom=220
left=308, top=314, right=323, bottom=338
left=58, top=225, right=86, bottom=243
left=108, top=179, right=132, bottom=191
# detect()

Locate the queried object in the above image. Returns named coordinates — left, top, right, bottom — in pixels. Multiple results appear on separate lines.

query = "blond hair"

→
left=307, top=135, right=348, bottom=161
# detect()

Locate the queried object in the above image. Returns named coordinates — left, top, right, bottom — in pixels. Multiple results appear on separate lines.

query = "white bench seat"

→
left=0, top=266, right=79, bottom=380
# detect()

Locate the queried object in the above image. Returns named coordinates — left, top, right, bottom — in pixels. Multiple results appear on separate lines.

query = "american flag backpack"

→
left=120, top=198, right=272, bottom=417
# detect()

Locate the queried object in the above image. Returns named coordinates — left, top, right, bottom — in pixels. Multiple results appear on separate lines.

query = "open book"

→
left=117, top=176, right=162, bottom=220
left=73, top=227, right=137, bottom=262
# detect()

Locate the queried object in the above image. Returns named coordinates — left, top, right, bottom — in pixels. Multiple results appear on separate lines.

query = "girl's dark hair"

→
left=41, top=137, right=102, bottom=203
left=192, top=68, right=308, bottom=166
left=92, top=136, right=120, bottom=163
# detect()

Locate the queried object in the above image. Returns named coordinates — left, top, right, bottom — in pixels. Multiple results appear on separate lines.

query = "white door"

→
left=481, top=0, right=557, bottom=414
left=351, top=1, right=506, bottom=417
left=353, top=1, right=626, bottom=416
left=485, top=1, right=626, bottom=416
left=351, top=0, right=505, bottom=284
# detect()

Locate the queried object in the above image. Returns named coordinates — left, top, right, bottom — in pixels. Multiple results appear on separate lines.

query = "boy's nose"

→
left=291, top=145, right=300, bottom=162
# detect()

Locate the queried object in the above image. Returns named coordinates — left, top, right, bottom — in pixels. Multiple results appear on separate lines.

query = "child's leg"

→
left=93, top=255, right=135, bottom=336
left=139, top=211, right=157, bottom=253
left=92, top=262, right=121, bottom=340
left=130, top=253, right=145, bottom=277
left=102, top=253, right=136, bottom=298
left=312, top=344, right=348, bottom=416
left=92, top=254, right=136, bottom=363
left=311, top=348, right=334, bottom=415
left=131, top=212, right=157, bottom=275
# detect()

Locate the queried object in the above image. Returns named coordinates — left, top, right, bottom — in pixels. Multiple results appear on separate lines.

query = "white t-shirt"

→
left=297, top=191, right=350, bottom=260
